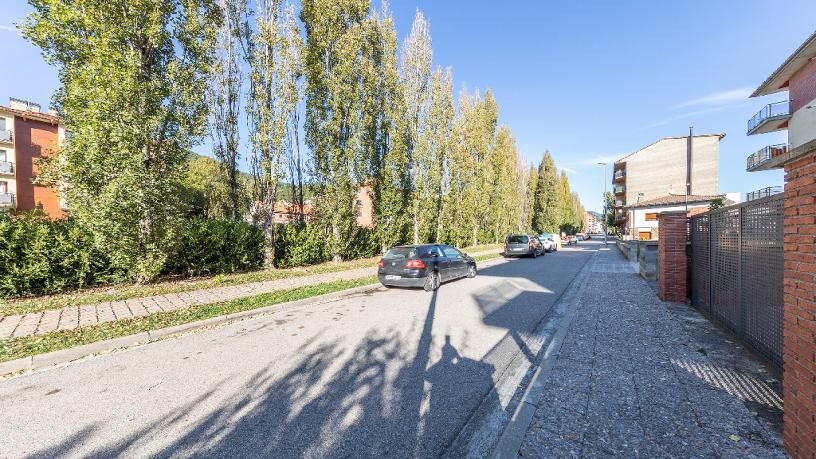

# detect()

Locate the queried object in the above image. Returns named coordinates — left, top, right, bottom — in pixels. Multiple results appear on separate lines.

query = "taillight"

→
left=405, top=259, right=426, bottom=269
left=378, top=260, right=384, bottom=268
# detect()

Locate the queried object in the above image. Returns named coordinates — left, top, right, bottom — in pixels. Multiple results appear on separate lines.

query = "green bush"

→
left=273, top=224, right=327, bottom=268
left=341, top=227, right=381, bottom=260
left=164, top=218, right=264, bottom=276
left=0, top=213, right=124, bottom=298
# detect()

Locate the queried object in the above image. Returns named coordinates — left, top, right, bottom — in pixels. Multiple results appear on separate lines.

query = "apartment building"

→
left=0, top=97, right=65, bottom=218
left=583, top=211, right=603, bottom=234
left=612, top=133, right=724, bottom=238
left=744, top=30, right=816, bottom=176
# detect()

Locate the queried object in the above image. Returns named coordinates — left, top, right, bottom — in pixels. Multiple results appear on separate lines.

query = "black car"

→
left=377, top=244, right=477, bottom=291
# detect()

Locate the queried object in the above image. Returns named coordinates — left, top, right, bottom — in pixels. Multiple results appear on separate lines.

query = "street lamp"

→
left=598, top=162, right=608, bottom=245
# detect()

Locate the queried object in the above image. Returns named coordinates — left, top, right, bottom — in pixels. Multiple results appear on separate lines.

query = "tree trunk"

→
left=263, top=214, right=275, bottom=269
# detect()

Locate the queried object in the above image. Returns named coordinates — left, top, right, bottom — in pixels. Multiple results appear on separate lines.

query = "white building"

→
left=626, top=193, right=739, bottom=240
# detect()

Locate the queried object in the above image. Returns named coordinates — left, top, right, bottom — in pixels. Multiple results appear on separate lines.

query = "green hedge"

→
left=0, top=214, right=382, bottom=299
left=0, top=213, right=125, bottom=298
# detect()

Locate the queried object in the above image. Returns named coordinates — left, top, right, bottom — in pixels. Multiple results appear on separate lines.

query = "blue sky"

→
left=2, top=1, right=813, bottom=212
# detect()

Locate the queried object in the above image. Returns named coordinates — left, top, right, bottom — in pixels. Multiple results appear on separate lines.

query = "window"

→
left=426, top=246, right=444, bottom=258
left=0, top=150, right=5, bottom=162
left=383, top=247, right=417, bottom=260
left=442, top=245, right=462, bottom=258
left=0, top=181, right=6, bottom=193
left=645, top=213, right=658, bottom=221
left=506, top=235, right=528, bottom=244
left=0, top=117, right=5, bottom=131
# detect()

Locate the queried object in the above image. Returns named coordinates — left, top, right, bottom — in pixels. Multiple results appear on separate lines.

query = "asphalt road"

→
left=0, top=242, right=599, bottom=458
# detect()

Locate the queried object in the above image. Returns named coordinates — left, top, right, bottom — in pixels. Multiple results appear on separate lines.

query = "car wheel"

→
left=423, top=271, right=440, bottom=292
left=467, top=265, right=477, bottom=278
left=531, top=250, right=537, bottom=259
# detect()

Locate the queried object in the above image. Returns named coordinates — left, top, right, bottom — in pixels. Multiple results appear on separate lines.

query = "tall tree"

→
left=532, top=151, right=561, bottom=233
left=23, top=0, right=220, bottom=281
left=525, top=164, right=538, bottom=231
left=210, top=0, right=247, bottom=220
left=400, top=10, right=433, bottom=244
left=247, top=0, right=303, bottom=268
left=302, top=0, right=384, bottom=261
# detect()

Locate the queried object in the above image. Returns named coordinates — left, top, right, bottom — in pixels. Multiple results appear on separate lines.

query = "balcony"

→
left=613, top=170, right=626, bottom=181
left=0, top=129, right=11, bottom=144
left=746, top=144, right=788, bottom=172
left=746, top=186, right=783, bottom=202
left=614, top=184, right=625, bottom=194
left=0, top=160, right=13, bottom=175
left=0, top=192, right=14, bottom=208
left=747, top=101, right=790, bottom=135
left=615, top=200, right=624, bottom=207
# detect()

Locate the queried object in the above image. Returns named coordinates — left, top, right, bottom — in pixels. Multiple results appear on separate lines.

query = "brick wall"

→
left=13, top=116, right=64, bottom=218
left=657, top=211, right=688, bottom=302
left=783, top=152, right=816, bottom=458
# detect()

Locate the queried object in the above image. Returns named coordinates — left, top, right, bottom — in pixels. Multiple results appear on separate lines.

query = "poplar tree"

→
left=247, top=0, right=302, bottom=268
left=210, top=0, right=247, bottom=220
left=301, top=0, right=367, bottom=261
left=23, top=0, right=220, bottom=281
left=525, top=165, right=538, bottom=232
left=532, top=151, right=561, bottom=233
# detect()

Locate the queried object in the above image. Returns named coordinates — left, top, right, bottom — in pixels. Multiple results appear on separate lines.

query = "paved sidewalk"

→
left=0, top=249, right=501, bottom=340
left=517, top=246, right=785, bottom=457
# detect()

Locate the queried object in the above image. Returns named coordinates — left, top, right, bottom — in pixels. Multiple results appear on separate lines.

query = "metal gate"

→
left=689, top=194, right=784, bottom=368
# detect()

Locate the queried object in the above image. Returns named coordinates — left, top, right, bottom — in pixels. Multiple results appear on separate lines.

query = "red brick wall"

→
left=657, top=212, right=688, bottom=302
left=790, top=58, right=816, bottom=114
left=783, top=152, right=816, bottom=458
left=13, top=116, right=64, bottom=218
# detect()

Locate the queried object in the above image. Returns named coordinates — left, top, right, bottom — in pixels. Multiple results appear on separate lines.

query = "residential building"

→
left=354, top=184, right=374, bottom=229
left=627, top=193, right=738, bottom=240
left=0, top=97, right=65, bottom=218
left=612, top=133, right=724, bottom=238
left=265, top=185, right=374, bottom=228
left=583, top=211, right=603, bottom=234
left=745, top=30, right=816, bottom=459
left=271, top=201, right=315, bottom=224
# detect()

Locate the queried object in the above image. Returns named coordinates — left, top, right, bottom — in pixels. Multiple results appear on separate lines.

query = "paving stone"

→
left=78, top=305, right=97, bottom=327
left=111, top=301, right=132, bottom=320
left=0, top=316, right=21, bottom=340
left=35, top=309, right=62, bottom=335
left=96, top=303, right=116, bottom=323
left=57, top=307, right=79, bottom=331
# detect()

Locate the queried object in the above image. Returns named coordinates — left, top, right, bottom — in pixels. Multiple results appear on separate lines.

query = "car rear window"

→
left=507, top=235, right=528, bottom=244
left=383, top=247, right=417, bottom=260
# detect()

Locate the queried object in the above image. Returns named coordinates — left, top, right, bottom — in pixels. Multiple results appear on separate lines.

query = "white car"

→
left=538, top=235, right=555, bottom=252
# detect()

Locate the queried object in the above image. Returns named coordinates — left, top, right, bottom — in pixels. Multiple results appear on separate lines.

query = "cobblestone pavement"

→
left=517, top=246, right=785, bottom=458
left=0, top=250, right=496, bottom=340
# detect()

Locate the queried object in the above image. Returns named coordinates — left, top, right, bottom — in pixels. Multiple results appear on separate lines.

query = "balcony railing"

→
left=747, top=101, right=790, bottom=135
left=615, top=200, right=624, bottom=207
left=746, top=186, right=783, bottom=202
left=0, top=192, right=15, bottom=207
left=746, top=144, right=788, bottom=172
left=614, top=170, right=626, bottom=180
left=614, top=185, right=625, bottom=194
left=0, top=160, right=13, bottom=174
left=0, top=129, right=11, bottom=144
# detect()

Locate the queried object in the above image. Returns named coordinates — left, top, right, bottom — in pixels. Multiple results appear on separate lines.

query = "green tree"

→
left=23, top=0, right=220, bottom=282
left=532, top=151, right=561, bottom=233
left=181, top=154, right=251, bottom=219
left=525, top=164, right=538, bottom=231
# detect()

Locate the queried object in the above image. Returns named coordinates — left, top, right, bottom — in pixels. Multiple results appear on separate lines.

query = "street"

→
left=0, top=244, right=598, bottom=458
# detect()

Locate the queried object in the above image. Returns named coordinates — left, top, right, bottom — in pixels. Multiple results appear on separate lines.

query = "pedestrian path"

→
left=0, top=249, right=501, bottom=341
left=517, top=246, right=784, bottom=457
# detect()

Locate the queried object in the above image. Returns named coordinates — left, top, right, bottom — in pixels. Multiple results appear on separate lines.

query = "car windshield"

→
left=383, top=247, right=417, bottom=260
left=507, top=235, right=528, bottom=244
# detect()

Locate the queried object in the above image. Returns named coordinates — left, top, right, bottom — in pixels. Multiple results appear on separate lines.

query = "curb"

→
left=0, top=254, right=508, bottom=379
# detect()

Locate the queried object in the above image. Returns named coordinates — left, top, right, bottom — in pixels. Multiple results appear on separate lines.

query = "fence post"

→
left=657, top=211, right=688, bottom=302
left=782, top=152, right=816, bottom=458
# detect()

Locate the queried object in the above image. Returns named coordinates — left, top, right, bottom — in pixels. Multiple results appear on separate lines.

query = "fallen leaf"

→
left=729, top=435, right=741, bottom=442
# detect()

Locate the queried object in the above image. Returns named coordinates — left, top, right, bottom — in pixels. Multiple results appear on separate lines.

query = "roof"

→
left=628, top=194, right=730, bottom=209
left=0, top=105, right=61, bottom=125
left=752, top=30, right=816, bottom=97
left=615, top=134, right=726, bottom=164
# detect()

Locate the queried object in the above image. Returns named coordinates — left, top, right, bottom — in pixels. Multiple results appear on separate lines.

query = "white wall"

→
left=626, top=202, right=710, bottom=237
left=789, top=95, right=816, bottom=150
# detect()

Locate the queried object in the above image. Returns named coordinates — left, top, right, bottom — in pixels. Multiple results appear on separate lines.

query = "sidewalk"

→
left=0, top=249, right=501, bottom=340
left=516, top=246, right=784, bottom=457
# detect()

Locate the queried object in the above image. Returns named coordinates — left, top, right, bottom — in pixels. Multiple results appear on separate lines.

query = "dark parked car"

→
left=504, top=234, right=544, bottom=258
left=377, top=244, right=477, bottom=291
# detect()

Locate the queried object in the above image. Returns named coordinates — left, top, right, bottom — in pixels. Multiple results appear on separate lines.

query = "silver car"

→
left=504, top=234, right=544, bottom=258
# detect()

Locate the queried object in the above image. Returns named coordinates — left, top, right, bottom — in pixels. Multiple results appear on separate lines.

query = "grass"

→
left=0, top=276, right=378, bottom=364
left=2, top=243, right=502, bottom=316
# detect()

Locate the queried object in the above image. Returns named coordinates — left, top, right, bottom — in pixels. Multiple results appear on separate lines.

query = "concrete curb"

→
left=0, top=254, right=509, bottom=379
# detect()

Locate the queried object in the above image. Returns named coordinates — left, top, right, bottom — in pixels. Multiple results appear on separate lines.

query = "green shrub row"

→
left=0, top=213, right=382, bottom=299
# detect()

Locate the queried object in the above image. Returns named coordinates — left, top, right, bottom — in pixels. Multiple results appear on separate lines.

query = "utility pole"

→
left=598, top=162, right=608, bottom=245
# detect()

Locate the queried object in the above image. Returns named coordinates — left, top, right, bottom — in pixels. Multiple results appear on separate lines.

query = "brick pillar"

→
left=657, top=211, right=687, bottom=302
left=783, top=152, right=816, bottom=459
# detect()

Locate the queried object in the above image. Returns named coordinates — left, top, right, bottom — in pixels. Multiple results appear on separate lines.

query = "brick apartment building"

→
left=612, top=133, right=724, bottom=239
left=744, top=30, right=816, bottom=459
left=0, top=98, right=65, bottom=218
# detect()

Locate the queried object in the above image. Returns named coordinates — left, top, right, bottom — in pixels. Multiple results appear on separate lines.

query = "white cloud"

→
left=560, top=167, right=577, bottom=174
left=672, top=86, right=754, bottom=109
left=0, top=25, right=21, bottom=36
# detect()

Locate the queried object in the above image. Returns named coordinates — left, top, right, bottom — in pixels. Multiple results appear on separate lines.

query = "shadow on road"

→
left=27, top=247, right=596, bottom=458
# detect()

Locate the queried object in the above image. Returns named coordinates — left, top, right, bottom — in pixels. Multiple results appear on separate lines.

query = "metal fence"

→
left=689, top=193, right=784, bottom=368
